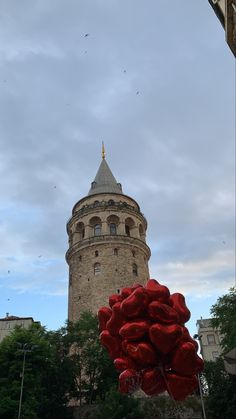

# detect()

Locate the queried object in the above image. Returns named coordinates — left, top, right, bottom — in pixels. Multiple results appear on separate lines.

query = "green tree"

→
left=95, top=386, right=144, bottom=419
left=0, top=323, right=75, bottom=419
left=64, top=311, right=118, bottom=405
left=210, top=287, right=236, bottom=352
left=203, top=358, right=236, bottom=419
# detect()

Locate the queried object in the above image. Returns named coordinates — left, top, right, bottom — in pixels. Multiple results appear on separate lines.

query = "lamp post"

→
left=17, top=343, right=36, bottom=419
left=193, top=334, right=207, bottom=419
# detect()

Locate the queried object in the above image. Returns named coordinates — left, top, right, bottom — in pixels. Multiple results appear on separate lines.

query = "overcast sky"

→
left=0, top=0, right=235, bottom=336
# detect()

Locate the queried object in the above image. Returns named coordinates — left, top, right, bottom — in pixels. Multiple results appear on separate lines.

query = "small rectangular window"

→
left=212, top=351, right=219, bottom=360
left=207, top=334, right=216, bottom=345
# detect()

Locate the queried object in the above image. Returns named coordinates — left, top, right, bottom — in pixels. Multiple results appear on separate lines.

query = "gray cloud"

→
left=0, top=0, right=234, bottom=326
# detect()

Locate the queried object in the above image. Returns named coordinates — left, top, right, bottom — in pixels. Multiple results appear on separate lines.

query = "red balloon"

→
left=114, top=357, right=137, bottom=371
left=100, top=330, right=122, bottom=359
left=146, top=279, right=170, bottom=303
left=169, top=293, right=191, bottom=324
left=109, top=294, right=123, bottom=308
left=119, top=319, right=150, bottom=341
left=106, top=302, right=126, bottom=336
left=119, top=369, right=142, bottom=394
left=181, top=326, right=199, bottom=351
left=120, top=287, right=149, bottom=318
left=149, top=323, right=183, bottom=354
left=148, top=301, right=180, bottom=324
left=171, top=342, right=203, bottom=377
left=97, top=306, right=112, bottom=332
left=165, top=373, right=198, bottom=401
left=99, top=278, right=203, bottom=402
left=141, top=368, right=166, bottom=395
left=126, top=341, right=158, bottom=367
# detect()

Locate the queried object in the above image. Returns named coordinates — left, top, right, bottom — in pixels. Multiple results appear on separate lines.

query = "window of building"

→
left=110, top=223, right=117, bottom=235
left=94, top=224, right=101, bottom=236
left=117, top=289, right=120, bottom=294
left=95, top=250, right=99, bottom=257
left=79, top=255, right=82, bottom=261
left=132, top=250, right=135, bottom=257
left=207, top=334, right=216, bottom=345
left=132, top=263, right=138, bottom=276
left=94, top=263, right=101, bottom=276
left=125, top=225, right=130, bottom=236
left=108, top=199, right=115, bottom=206
left=94, top=200, right=100, bottom=207
left=212, top=351, right=219, bottom=360
left=114, top=248, right=118, bottom=255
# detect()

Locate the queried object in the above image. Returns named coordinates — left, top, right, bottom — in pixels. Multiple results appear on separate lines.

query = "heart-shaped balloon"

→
left=146, top=279, right=170, bottom=303
left=126, top=341, right=158, bottom=367
left=119, top=319, right=150, bottom=341
left=148, top=301, right=180, bottom=324
left=106, top=302, right=126, bottom=336
left=114, top=356, right=137, bottom=371
left=171, top=342, right=203, bottom=377
left=100, top=330, right=122, bottom=359
left=165, top=373, right=198, bottom=401
left=120, top=287, right=149, bottom=318
left=169, top=293, right=191, bottom=324
left=119, top=369, right=142, bottom=394
left=98, top=306, right=112, bottom=332
left=141, top=368, right=166, bottom=395
left=149, top=323, right=183, bottom=354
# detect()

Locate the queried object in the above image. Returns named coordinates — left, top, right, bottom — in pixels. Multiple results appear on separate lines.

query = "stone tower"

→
left=66, top=148, right=151, bottom=322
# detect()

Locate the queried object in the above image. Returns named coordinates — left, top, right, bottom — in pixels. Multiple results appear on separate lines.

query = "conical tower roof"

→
left=88, top=158, right=123, bottom=196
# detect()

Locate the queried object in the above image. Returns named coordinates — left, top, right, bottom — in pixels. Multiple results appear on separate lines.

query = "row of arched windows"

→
left=74, top=216, right=145, bottom=240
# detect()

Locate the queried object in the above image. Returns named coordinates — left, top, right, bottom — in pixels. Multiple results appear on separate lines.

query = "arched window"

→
left=94, top=263, right=101, bottom=276
left=132, top=250, right=136, bottom=257
left=125, top=225, right=130, bottom=236
left=95, top=250, right=99, bottom=257
left=108, top=199, right=115, bottom=206
left=94, top=200, right=100, bottom=207
left=110, top=223, right=117, bottom=235
left=125, top=217, right=135, bottom=237
left=76, top=222, right=85, bottom=240
left=114, top=248, right=118, bottom=256
left=132, top=263, right=138, bottom=276
left=94, top=224, right=101, bottom=236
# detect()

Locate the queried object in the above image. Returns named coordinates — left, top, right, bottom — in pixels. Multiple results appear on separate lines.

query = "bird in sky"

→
left=136, top=91, right=140, bottom=95
left=53, top=186, right=57, bottom=189
left=38, top=255, right=42, bottom=258
left=84, top=33, right=89, bottom=37
left=123, top=70, right=126, bottom=73
left=7, top=270, right=10, bottom=274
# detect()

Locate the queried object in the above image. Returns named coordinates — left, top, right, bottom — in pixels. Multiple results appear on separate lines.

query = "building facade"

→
left=0, top=314, right=39, bottom=343
left=66, top=152, right=151, bottom=322
left=196, top=318, right=222, bottom=361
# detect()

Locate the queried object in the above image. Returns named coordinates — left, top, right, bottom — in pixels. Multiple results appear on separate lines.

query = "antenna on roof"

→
left=102, top=141, right=106, bottom=160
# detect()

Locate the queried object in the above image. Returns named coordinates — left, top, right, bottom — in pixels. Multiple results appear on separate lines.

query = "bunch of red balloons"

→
left=98, top=279, right=203, bottom=401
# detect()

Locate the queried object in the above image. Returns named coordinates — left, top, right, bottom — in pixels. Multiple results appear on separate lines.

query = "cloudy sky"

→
left=0, top=0, right=235, bottom=336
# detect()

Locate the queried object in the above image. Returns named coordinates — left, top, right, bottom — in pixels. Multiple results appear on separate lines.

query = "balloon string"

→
left=158, top=365, right=181, bottom=413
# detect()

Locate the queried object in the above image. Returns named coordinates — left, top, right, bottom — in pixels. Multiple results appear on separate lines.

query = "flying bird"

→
left=136, top=91, right=140, bottom=95
left=38, top=255, right=42, bottom=258
left=53, top=186, right=57, bottom=189
left=123, top=70, right=126, bottom=73
left=84, top=33, right=89, bottom=37
left=7, top=270, right=10, bottom=274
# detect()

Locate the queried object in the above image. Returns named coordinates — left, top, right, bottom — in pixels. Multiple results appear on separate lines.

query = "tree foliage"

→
left=210, top=287, right=236, bottom=352
left=0, top=312, right=118, bottom=418
left=203, top=358, right=236, bottom=419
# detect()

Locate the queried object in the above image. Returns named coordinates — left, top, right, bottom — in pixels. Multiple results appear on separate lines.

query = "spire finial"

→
left=102, top=141, right=105, bottom=160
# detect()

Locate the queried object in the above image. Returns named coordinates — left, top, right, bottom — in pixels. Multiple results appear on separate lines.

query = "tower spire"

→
left=102, top=142, right=105, bottom=160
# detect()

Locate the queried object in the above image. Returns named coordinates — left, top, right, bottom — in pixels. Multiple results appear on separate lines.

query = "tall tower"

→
left=66, top=148, right=151, bottom=322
